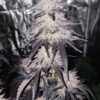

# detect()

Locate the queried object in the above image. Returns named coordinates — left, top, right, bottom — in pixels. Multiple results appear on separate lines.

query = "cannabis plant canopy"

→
left=0, top=0, right=100, bottom=100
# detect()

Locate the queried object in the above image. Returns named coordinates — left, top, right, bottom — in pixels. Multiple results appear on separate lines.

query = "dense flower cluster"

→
left=0, top=0, right=98, bottom=100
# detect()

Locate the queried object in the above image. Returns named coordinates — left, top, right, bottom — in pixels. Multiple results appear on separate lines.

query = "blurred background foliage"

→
left=73, top=56, right=100, bottom=100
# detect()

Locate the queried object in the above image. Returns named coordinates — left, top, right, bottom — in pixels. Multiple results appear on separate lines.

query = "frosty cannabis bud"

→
left=0, top=0, right=99, bottom=100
